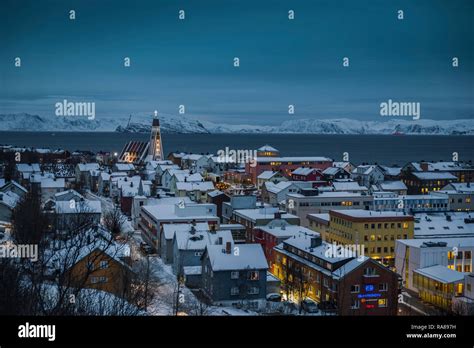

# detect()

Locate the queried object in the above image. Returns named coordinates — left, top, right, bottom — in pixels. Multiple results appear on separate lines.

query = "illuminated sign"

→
left=365, top=284, right=374, bottom=292
left=357, top=293, right=381, bottom=299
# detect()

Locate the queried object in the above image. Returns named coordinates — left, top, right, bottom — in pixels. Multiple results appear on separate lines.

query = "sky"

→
left=1, top=0, right=473, bottom=125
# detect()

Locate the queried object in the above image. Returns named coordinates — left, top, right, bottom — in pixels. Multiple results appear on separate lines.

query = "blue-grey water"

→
left=0, top=132, right=472, bottom=166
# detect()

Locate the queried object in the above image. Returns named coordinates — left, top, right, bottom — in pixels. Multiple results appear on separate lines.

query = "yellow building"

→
left=413, top=265, right=465, bottom=312
left=326, top=209, right=414, bottom=266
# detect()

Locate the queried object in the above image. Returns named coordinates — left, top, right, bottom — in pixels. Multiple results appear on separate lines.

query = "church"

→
left=118, top=111, right=164, bottom=164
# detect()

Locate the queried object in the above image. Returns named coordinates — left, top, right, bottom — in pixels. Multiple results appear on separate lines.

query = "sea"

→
left=0, top=132, right=473, bottom=166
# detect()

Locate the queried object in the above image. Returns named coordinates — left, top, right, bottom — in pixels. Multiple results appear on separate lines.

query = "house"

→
left=47, top=226, right=132, bottom=298
left=402, top=161, right=474, bottom=183
left=40, top=177, right=66, bottom=202
left=75, top=163, right=100, bottom=190
left=181, top=154, right=212, bottom=174
left=375, top=181, right=408, bottom=195
left=15, top=163, right=41, bottom=184
left=379, top=166, right=402, bottom=181
left=403, top=172, right=458, bottom=195
left=252, top=219, right=318, bottom=265
left=291, top=167, right=323, bottom=182
left=172, top=226, right=233, bottom=276
left=138, top=200, right=219, bottom=251
left=201, top=242, right=268, bottom=310
left=332, top=161, right=355, bottom=173
left=432, top=182, right=474, bottom=211
left=206, top=190, right=230, bottom=221
left=322, top=167, right=350, bottom=181
left=119, top=178, right=152, bottom=216
left=175, top=181, right=215, bottom=203
left=222, top=195, right=257, bottom=224
left=0, top=190, right=22, bottom=224
left=160, top=222, right=210, bottom=264
left=231, top=208, right=300, bottom=242
left=53, top=189, right=84, bottom=202
left=351, top=165, right=385, bottom=187
left=53, top=198, right=102, bottom=233
left=261, top=181, right=303, bottom=206
left=257, top=171, right=287, bottom=189
left=272, top=234, right=399, bottom=315
left=112, top=163, right=135, bottom=175
left=372, top=192, right=449, bottom=213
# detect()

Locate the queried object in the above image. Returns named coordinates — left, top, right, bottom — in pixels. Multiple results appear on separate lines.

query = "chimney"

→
left=225, top=241, right=232, bottom=254
left=274, top=211, right=282, bottom=220
left=420, top=162, right=429, bottom=171
left=310, top=236, right=322, bottom=248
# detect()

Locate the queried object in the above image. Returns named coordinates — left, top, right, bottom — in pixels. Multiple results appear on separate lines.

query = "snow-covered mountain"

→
left=0, top=113, right=473, bottom=135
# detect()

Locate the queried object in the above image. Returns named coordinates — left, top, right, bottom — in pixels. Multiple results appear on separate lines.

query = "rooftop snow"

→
left=412, top=172, right=457, bottom=180
left=414, top=265, right=465, bottom=284
left=206, top=243, right=268, bottom=271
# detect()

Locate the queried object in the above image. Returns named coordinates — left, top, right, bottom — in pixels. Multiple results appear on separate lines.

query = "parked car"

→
left=301, top=298, right=319, bottom=313
left=266, top=293, right=282, bottom=302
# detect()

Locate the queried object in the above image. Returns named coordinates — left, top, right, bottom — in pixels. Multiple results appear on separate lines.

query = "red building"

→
left=291, top=167, right=323, bottom=181
left=246, top=156, right=333, bottom=184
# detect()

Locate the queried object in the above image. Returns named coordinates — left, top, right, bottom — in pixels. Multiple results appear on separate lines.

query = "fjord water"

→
left=0, top=132, right=472, bottom=166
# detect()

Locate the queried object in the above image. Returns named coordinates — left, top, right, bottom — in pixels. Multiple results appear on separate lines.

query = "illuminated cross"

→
left=154, top=110, right=158, bottom=117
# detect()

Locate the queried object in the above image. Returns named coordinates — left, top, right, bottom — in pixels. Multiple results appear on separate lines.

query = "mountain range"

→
left=0, top=113, right=473, bottom=135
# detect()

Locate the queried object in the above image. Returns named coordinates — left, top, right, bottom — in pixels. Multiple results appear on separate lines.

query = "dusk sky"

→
left=1, top=0, right=473, bottom=125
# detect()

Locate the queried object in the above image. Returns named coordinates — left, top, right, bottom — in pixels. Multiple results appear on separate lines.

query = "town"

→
left=0, top=113, right=473, bottom=316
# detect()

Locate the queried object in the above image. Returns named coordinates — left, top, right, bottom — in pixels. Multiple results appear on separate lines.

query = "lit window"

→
left=378, top=299, right=387, bottom=307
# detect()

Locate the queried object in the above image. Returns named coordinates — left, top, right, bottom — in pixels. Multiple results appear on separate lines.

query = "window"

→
left=378, top=299, right=387, bottom=307
left=248, top=287, right=259, bottom=295
left=231, top=287, right=239, bottom=296
left=248, top=271, right=259, bottom=280
left=379, top=283, right=388, bottom=291
left=90, top=276, right=98, bottom=284
left=323, top=278, right=329, bottom=287
left=350, top=285, right=360, bottom=293
left=231, top=271, right=239, bottom=279
left=99, top=260, right=108, bottom=269
left=351, top=299, right=360, bottom=309
left=194, top=251, right=203, bottom=257
left=87, top=261, right=94, bottom=271
left=364, top=267, right=377, bottom=276
left=364, top=224, right=369, bottom=229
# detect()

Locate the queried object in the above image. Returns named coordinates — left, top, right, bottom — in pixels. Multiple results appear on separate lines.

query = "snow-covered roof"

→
left=234, top=207, right=298, bottom=223
left=353, top=165, right=380, bottom=175
left=257, top=145, right=279, bottom=152
left=0, top=179, right=5, bottom=188
left=16, top=163, right=41, bottom=173
left=54, top=189, right=84, bottom=199
left=207, top=190, right=225, bottom=198
left=176, top=181, right=215, bottom=192
left=175, top=229, right=233, bottom=251
left=292, top=167, right=319, bottom=176
left=163, top=222, right=210, bottom=240
left=264, top=181, right=294, bottom=194
left=443, top=183, right=474, bottom=193
left=412, top=172, right=457, bottom=180
left=413, top=212, right=474, bottom=238
left=174, top=173, right=203, bottom=183
left=40, top=178, right=65, bottom=189
left=77, top=163, right=100, bottom=172
left=55, top=199, right=102, bottom=214
left=333, top=162, right=351, bottom=168
left=0, top=180, right=28, bottom=194
left=331, top=209, right=412, bottom=220
left=332, top=181, right=368, bottom=192
left=380, top=166, right=402, bottom=176
left=259, top=220, right=318, bottom=239
left=414, top=265, right=465, bottom=284
left=114, top=163, right=135, bottom=171
left=258, top=171, right=280, bottom=180
left=256, top=156, right=332, bottom=163
left=100, top=172, right=111, bottom=181
left=322, top=167, right=344, bottom=176
left=287, top=191, right=363, bottom=199
left=0, top=190, right=20, bottom=209
left=206, top=243, right=268, bottom=271
left=379, top=181, right=407, bottom=191
left=397, top=237, right=474, bottom=249
left=307, top=213, right=330, bottom=224
left=142, top=203, right=218, bottom=222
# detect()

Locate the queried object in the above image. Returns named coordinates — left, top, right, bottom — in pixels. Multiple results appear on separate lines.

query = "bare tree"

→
left=102, top=206, right=126, bottom=237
